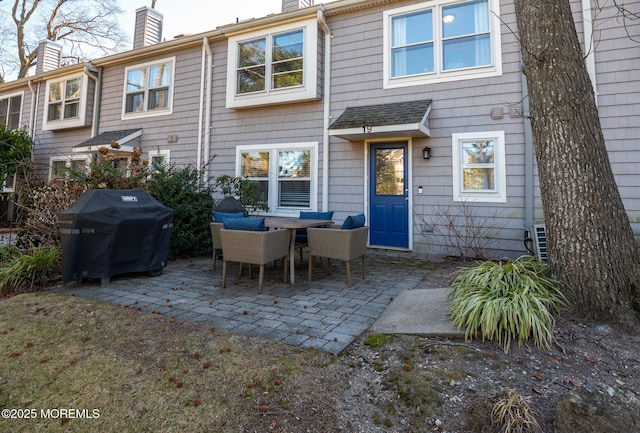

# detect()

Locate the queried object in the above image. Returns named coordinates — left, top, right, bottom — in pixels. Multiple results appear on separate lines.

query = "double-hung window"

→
left=47, top=77, right=81, bottom=122
left=452, top=131, right=506, bottom=202
left=123, top=58, right=174, bottom=117
left=384, top=0, right=501, bottom=88
left=237, top=143, right=318, bottom=213
left=43, top=74, right=93, bottom=130
left=0, top=93, right=23, bottom=129
left=237, top=30, right=304, bottom=94
left=227, top=18, right=319, bottom=108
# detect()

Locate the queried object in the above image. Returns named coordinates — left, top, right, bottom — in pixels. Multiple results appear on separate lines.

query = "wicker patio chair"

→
left=210, top=222, right=223, bottom=271
left=219, top=228, right=291, bottom=293
left=307, top=225, right=369, bottom=287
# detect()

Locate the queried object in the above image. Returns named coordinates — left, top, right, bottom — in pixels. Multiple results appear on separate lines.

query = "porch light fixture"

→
left=422, top=146, right=432, bottom=160
left=442, top=14, right=455, bottom=23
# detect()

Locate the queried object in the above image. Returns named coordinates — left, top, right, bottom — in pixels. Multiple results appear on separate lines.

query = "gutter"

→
left=317, top=9, right=332, bottom=212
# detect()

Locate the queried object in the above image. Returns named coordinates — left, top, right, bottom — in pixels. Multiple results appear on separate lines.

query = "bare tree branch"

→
left=2, top=0, right=126, bottom=79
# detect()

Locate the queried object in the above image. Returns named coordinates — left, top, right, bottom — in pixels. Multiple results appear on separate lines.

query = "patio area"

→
left=53, top=250, right=444, bottom=354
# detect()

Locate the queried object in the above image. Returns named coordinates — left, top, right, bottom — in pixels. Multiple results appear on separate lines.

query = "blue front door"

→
left=369, top=142, right=409, bottom=248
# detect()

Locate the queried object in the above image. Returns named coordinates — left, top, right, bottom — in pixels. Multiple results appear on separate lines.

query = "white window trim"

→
left=0, top=90, right=24, bottom=130
left=43, top=74, right=88, bottom=131
left=148, top=149, right=171, bottom=170
left=452, top=130, right=506, bottom=203
left=235, top=142, right=319, bottom=215
left=48, top=155, right=90, bottom=182
left=383, top=0, right=502, bottom=89
left=226, top=18, right=319, bottom=109
left=121, top=57, right=175, bottom=120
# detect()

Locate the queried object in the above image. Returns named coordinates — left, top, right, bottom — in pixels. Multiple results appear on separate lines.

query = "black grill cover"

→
left=59, top=189, right=173, bottom=283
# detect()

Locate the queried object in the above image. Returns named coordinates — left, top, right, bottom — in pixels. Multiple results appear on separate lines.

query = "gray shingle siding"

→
left=4, top=0, right=638, bottom=253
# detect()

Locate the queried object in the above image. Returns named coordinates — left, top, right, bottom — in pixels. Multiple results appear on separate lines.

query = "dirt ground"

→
left=333, top=260, right=640, bottom=432
left=1, top=259, right=639, bottom=433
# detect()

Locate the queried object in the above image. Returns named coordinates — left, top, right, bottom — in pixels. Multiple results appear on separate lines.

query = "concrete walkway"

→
left=53, top=250, right=462, bottom=355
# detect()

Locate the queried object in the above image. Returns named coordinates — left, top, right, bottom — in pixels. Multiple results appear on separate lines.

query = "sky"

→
left=120, top=0, right=339, bottom=43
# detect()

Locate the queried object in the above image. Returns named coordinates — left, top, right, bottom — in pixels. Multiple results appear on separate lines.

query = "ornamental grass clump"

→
left=447, top=256, right=566, bottom=353
left=0, top=245, right=61, bottom=294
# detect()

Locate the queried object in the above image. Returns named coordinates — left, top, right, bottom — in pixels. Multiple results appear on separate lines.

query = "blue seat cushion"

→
left=342, top=213, right=366, bottom=230
left=213, top=211, right=244, bottom=224
left=300, top=211, right=334, bottom=221
left=223, top=217, right=266, bottom=231
left=296, top=211, right=335, bottom=243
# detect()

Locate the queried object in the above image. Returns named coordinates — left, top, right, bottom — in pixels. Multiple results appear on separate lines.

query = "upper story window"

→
left=43, top=74, right=93, bottom=131
left=123, top=57, right=174, bottom=118
left=0, top=93, right=23, bottom=130
left=384, top=0, right=501, bottom=89
left=237, top=29, right=304, bottom=94
left=227, top=18, right=319, bottom=108
left=48, top=77, right=81, bottom=122
left=236, top=142, right=318, bottom=214
left=452, top=131, right=506, bottom=203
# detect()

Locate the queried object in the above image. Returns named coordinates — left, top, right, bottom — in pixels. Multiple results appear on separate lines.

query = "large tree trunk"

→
left=513, top=0, right=640, bottom=324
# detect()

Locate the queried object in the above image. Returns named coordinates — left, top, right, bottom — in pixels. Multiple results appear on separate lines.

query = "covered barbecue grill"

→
left=59, top=189, right=173, bottom=283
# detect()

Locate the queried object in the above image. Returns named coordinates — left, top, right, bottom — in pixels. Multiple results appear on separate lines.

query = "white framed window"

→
left=148, top=149, right=170, bottom=170
left=383, top=0, right=502, bottom=89
left=122, top=57, right=175, bottom=118
left=452, top=131, right=506, bottom=202
left=0, top=92, right=23, bottom=130
left=226, top=18, right=319, bottom=108
left=43, top=74, right=89, bottom=130
left=49, top=156, right=90, bottom=182
left=236, top=142, right=318, bottom=214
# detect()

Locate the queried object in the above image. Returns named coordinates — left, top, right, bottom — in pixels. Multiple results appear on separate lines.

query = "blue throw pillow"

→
left=213, top=211, right=244, bottom=223
left=223, top=217, right=266, bottom=232
left=342, top=213, right=366, bottom=230
left=297, top=211, right=335, bottom=243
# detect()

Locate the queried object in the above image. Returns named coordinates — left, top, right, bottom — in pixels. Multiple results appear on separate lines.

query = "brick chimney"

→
left=282, top=0, right=314, bottom=13
left=133, top=6, right=163, bottom=49
left=35, top=40, right=63, bottom=74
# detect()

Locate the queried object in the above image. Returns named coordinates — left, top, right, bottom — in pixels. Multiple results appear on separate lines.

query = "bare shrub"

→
left=16, top=180, right=84, bottom=248
left=416, top=201, right=504, bottom=260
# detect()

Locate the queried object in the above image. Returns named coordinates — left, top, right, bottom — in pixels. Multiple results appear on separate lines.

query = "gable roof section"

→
left=73, top=129, right=142, bottom=153
left=328, top=100, right=432, bottom=140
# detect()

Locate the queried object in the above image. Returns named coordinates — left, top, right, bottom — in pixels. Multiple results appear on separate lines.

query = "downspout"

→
left=197, top=40, right=206, bottom=171
left=204, top=39, right=213, bottom=180
left=27, top=80, right=37, bottom=143
left=582, top=0, right=597, bottom=104
left=522, top=70, right=534, bottom=243
left=84, top=63, right=101, bottom=137
left=318, top=9, right=331, bottom=212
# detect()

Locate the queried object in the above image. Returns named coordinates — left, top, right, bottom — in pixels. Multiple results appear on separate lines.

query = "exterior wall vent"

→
left=35, top=40, right=63, bottom=74
left=133, top=7, right=163, bottom=49
left=533, top=223, right=548, bottom=263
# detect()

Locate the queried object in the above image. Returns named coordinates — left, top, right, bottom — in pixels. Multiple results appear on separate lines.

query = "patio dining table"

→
left=264, top=217, right=333, bottom=284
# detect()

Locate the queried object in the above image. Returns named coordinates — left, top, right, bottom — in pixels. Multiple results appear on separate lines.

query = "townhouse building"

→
left=1, top=0, right=638, bottom=258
